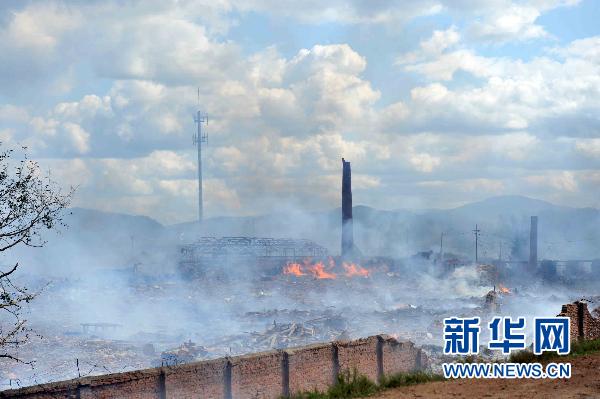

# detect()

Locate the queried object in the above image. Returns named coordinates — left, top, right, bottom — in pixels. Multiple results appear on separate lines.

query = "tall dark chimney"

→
left=341, top=158, right=354, bottom=257
left=529, top=215, right=538, bottom=269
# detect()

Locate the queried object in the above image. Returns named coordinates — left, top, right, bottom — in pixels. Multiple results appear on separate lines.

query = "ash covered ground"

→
left=3, top=257, right=598, bottom=389
left=2, top=197, right=599, bottom=389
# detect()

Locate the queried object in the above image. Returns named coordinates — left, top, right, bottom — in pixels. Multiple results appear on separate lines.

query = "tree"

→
left=0, top=146, right=72, bottom=362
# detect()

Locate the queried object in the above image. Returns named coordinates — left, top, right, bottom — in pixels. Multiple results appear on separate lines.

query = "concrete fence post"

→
left=76, top=384, right=91, bottom=399
left=224, top=358, right=232, bottom=399
left=281, top=351, right=290, bottom=398
left=332, top=343, right=340, bottom=385
left=376, top=336, right=384, bottom=383
left=158, top=369, right=166, bottom=399
left=415, top=348, right=423, bottom=371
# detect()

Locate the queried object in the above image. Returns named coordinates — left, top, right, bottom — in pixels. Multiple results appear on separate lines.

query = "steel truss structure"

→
left=180, top=236, right=328, bottom=259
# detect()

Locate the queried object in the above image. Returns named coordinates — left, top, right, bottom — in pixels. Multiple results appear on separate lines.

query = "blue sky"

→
left=0, top=0, right=598, bottom=223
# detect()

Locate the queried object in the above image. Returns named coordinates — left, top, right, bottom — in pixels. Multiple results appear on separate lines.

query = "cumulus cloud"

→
left=392, top=29, right=600, bottom=137
left=0, top=2, right=82, bottom=94
left=0, top=0, right=597, bottom=221
left=409, top=153, right=441, bottom=173
left=231, top=0, right=443, bottom=25
left=574, top=138, right=600, bottom=158
left=468, top=5, right=548, bottom=42
left=525, top=171, right=579, bottom=192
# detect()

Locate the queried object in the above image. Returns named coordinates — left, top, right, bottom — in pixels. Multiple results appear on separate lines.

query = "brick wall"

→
left=80, top=369, right=164, bottom=399
left=380, top=335, right=423, bottom=375
left=230, top=350, right=284, bottom=399
left=0, top=381, right=79, bottom=399
left=558, top=302, right=580, bottom=339
left=335, top=336, right=380, bottom=382
left=557, top=301, right=600, bottom=341
left=164, top=358, right=227, bottom=399
left=0, top=335, right=426, bottom=399
left=287, top=343, right=335, bottom=394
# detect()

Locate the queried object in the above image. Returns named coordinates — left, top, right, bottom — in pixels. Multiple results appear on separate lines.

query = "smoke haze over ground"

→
left=1, top=196, right=598, bottom=388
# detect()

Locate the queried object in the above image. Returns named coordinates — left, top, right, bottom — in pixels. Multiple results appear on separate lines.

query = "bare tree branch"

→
left=0, top=144, right=72, bottom=364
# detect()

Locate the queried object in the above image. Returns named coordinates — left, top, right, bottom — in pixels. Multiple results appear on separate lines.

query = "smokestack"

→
left=341, top=158, right=354, bottom=258
left=529, top=215, right=538, bottom=269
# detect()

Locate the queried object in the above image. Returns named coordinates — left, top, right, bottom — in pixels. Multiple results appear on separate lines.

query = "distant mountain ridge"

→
left=72, top=195, right=594, bottom=229
left=10, top=196, right=599, bottom=276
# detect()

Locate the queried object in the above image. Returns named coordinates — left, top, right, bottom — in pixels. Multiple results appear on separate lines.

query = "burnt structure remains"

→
left=179, top=237, right=328, bottom=278
left=341, top=158, right=354, bottom=258
left=558, top=301, right=600, bottom=341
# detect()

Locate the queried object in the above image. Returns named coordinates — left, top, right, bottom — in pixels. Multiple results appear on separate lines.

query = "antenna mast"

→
left=193, top=88, right=208, bottom=222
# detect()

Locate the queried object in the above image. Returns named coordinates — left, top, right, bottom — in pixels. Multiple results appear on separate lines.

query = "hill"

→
left=8, top=196, right=598, bottom=276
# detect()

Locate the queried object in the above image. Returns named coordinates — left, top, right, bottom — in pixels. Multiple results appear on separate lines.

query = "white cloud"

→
left=232, top=0, right=443, bottom=25
left=2, top=3, right=81, bottom=52
left=490, top=132, right=540, bottom=160
left=525, top=171, right=578, bottom=192
left=91, top=15, right=241, bottom=85
left=63, top=123, right=91, bottom=154
left=392, top=33, right=600, bottom=137
left=468, top=5, right=548, bottom=42
left=396, top=26, right=460, bottom=65
left=0, top=0, right=597, bottom=221
left=409, top=153, right=441, bottom=173
left=0, top=104, right=29, bottom=123
left=575, top=138, right=600, bottom=158
left=551, top=36, right=600, bottom=62
left=54, top=95, right=113, bottom=121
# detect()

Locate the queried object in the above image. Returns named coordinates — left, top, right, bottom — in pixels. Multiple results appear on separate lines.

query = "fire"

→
left=283, top=262, right=305, bottom=277
left=283, top=258, right=371, bottom=279
left=309, top=261, right=337, bottom=279
left=498, top=283, right=511, bottom=294
left=283, top=259, right=336, bottom=279
left=342, top=262, right=370, bottom=277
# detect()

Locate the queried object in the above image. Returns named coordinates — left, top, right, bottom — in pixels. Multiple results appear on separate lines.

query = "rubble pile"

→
left=6, top=263, right=592, bottom=390
left=161, top=341, right=208, bottom=365
left=247, top=319, right=349, bottom=350
left=250, top=322, right=318, bottom=349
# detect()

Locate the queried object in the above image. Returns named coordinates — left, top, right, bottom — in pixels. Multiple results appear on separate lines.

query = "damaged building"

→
left=179, top=236, right=329, bottom=278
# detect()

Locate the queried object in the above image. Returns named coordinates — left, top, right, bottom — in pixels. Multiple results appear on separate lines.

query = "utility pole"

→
left=439, top=232, right=445, bottom=263
left=193, top=88, right=208, bottom=222
left=473, top=224, right=480, bottom=264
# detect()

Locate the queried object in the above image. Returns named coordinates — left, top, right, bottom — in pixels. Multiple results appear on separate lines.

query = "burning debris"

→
left=282, top=258, right=370, bottom=279
left=2, top=151, right=597, bottom=392
left=497, top=283, right=511, bottom=295
left=483, top=284, right=513, bottom=313
left=484, top=290, right=499, bottom=313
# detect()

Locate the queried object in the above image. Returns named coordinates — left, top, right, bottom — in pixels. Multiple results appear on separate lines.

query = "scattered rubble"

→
left=247, top=319, right=349, bottom=350
left=160, top=341, right=208, bottom=365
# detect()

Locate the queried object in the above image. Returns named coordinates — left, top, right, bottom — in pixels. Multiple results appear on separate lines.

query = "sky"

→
left=0, top=0, right=599, bottom=224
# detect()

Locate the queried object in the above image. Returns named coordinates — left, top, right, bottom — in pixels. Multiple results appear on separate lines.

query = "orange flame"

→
left=342, top=262, right=370, bottom=277
left=283, top=262, right=305, bottom=277
left=283, top=258, right=372, bottom=279
left=498, top=283, right=511, bottom=294
left=283, top=260, right=337, bottom=279
left=308, top=261, right=337, bottom=279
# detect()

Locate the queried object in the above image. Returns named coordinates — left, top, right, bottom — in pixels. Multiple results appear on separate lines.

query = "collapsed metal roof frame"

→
left=180, top=236, right=329, bottom=258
